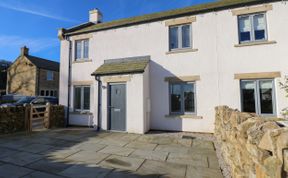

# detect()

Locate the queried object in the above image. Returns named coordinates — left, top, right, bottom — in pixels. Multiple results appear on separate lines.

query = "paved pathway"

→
left=0, top=128, right=223, bottom=178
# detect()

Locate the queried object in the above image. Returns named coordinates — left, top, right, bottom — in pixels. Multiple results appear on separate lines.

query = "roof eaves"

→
left=65, top=0, right=277, bottom=36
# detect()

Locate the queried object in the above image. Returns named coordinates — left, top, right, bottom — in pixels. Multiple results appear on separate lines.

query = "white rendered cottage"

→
left=58, top=0, right=288, bottom=134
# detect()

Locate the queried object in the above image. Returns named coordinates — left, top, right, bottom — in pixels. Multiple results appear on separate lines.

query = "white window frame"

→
left=238, top=13, right=268, bottom=44
left=169, top=24, right=192, bottom=51
left=169, top=82, right=196, bottom=115
left=74, top=86, right=90, bottom=112
left=240, top=79, right=276, bottom=116
left=46, top=71, right=54, bottom=81
left=75, top=39, right=89, bottom=61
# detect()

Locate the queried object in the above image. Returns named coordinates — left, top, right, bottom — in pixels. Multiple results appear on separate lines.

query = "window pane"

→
left=50, top=90, right=54, bottom=97
left=169, top=27, right=179, bottom=50
left=182, top=25, right=191, bottom=48
left=74, top=87, right=81, bottom=110
left=40, top=90, right=45, bottom=96
left=241, top=81, right=256, bottom=113
left=183, top=83, right=195, bottom=113
left=83, top=87, right=90, bottom=110
left=239, top=16, right=251, bottom=42
left=253, top=14, right=266, bottom=40
left=170, top=84, right=182, bottom=113
left=54, top=90, right=58, bottom=97
left=75, top=41, right=82, bottom=60
left=259, top=80, right=273, bottom=114
left=83, top=40, right=89, bottom=59
left=45, top=90, right=49, bottom=96
left=47, top=71, right=53, bottom=80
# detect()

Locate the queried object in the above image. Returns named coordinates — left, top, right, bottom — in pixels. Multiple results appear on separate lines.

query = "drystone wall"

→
left=215, top=106, right=288, bottom=178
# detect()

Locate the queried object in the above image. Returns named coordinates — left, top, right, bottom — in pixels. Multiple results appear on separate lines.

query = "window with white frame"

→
left=75, top=39, right=89, bottom=61
left=238, top=13, right=267, bottom=43
left=169, top=24, right=192, bottom=50
left=46, top=71, right=54, bottom=81
left=169, top=82, right=196, bottom=114
left=74, top=86, right=90, bottom=111
left=240, top=79, right=275, bottom=115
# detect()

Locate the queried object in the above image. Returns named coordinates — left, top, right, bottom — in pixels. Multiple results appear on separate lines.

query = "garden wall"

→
left=215, top=106, right=288, bottom=178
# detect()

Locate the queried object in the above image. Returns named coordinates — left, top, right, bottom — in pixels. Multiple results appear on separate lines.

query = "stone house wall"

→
left=37, top=69, right=59, bottom=97
left=215, top=106, right=288, bottom=178
left=7, top=56, right=37, bottom=96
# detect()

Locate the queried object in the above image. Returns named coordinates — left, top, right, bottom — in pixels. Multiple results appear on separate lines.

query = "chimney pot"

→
left=21, top=46, right=29, bottom=56
left=89, top=9, right=102, bottom=24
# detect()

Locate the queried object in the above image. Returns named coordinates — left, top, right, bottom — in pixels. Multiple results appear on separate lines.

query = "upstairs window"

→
left=169, top=82, right=196, bottom=115
left=46, top=71, right=54, bottom=81
left=75, top=39, right=89, bottom=61
left=169, top=24, right=192, bottom=50
left=238, top=13, right=267, bottom=43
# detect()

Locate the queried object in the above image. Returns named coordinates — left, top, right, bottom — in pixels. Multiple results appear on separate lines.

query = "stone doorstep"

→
left=99, top=155, right=145, bottom=171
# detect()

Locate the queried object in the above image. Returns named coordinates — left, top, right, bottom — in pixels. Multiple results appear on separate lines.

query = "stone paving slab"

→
left=105, top=169, right=159, bottom=178
left=136, top=135, right=175, bottom=145
left=65, top=151, right=110, bottom=164
left=166, top=152, right=208, bottom=167
left=125, top=141, right=157, bottom=150
left=59, top=164, right=112, bottom=178
left=0, top=147, right=19, bottom=159
left=45, top=148, right=80, bottom=159
left=26, top=158, right=73, bottom=174
left=19, top=143, right=54, bottom=154
left=0, top=164, right=33, bottom=178
left=155, top=144, right=190, bottom=153
left=75, top=143, right=107, bottom=152
left=186, top=165, right=223, bottom=178
left=98, top=138, right=129, bottom=147
left=0, top=151, right=43, bottom=166
left=0, top=140, right=32, bottom=149
left=129, top=149, right=169, bottom=161
left=137, top=160, right=186, bottom=177
left=22, top=171, right=65, bottom=178
left=192, top=139, right=215, bottom=150
left=100, top=155, right=145, bottom=171
left=99, top=145, right=135, bottom=156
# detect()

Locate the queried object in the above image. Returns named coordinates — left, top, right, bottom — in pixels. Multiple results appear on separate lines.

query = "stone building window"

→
left=46, top=71, right=54, bottom=81
left=75, top=39, right=89, bottom=61
left=74, top=86, right=90, bottom=112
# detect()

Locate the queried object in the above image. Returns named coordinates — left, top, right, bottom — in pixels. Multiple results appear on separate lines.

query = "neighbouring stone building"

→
left=0, top=60, right=11, bottom=96
left=7, top=46, right=59, bottom=97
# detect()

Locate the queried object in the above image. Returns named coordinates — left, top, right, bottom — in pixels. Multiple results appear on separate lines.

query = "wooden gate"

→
left=28, top=103, right=51, bottom=131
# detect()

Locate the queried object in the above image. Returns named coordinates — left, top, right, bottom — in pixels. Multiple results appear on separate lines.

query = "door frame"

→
left=107, top=82, right=127, bottom=132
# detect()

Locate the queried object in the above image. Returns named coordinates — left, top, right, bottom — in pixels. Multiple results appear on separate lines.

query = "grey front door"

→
left=108, top=84, right=126, bottom=131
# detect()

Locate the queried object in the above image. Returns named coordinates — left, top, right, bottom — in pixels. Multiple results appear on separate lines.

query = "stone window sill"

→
left=234, top=40, right=276, bottom=47
left=166, top=48, right=198, bottom=55
left=70, top=111, right=93, bottom=115
left=165, top=114, right=203, bottom=119
left=73, top=59, right=92, bottom=64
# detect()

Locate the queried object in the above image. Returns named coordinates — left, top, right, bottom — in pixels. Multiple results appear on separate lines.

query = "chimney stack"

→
left=21, top=46, right=29, bottom=56
left=89, top=9, right=102, bottom=24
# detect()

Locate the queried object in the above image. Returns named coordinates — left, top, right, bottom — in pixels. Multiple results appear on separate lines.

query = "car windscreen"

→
left=16, top=97, right=35, bottom=104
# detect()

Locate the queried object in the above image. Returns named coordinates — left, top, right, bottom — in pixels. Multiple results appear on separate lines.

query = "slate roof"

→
left=26, top=55, right=59, bottom=71
left=92, top=56, right=150, bottom=76
left=64, top=0, right=279, bottom=36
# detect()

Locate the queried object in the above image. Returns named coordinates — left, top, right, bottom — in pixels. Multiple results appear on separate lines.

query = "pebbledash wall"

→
left=59, top=1, right=288, bottom=133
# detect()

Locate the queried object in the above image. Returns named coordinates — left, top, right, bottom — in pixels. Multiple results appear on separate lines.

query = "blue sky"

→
left=0, top=0, right=214, bottom=62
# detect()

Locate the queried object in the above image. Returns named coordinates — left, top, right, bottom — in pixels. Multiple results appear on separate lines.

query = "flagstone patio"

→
left=0, top=128, right=223, bottom=178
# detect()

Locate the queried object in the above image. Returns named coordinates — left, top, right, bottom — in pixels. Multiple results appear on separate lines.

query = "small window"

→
left=75, top=39, right=89, bottom=61
left=238, top=13, right=267, bottom=43
left=74, top=86, right=90, bottom=111
left=169, top=82, right=196, bottom=114
left=40, top=90, right=45, bottom=96
left=169, top=24, right=192, bottom=51
left=45, top=90, right=49, bottom=96
left=54, top=90, right=58, bottom=97
left=241, top=79, right=275, bottom=115
left=50, top=90, right=54, bottom=97
left=46, top=71, right=54, bottom=81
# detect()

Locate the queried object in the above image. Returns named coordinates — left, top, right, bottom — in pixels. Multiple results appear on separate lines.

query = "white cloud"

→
left=0, top=35, right=59, bottom=53
left=0, top=1, right=77, bottom=22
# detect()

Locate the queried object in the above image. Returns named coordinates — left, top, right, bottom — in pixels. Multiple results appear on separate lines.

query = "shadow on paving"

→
left=0, top=128, right=223, bottom=178
left=0, top=128, right=166, bottom=178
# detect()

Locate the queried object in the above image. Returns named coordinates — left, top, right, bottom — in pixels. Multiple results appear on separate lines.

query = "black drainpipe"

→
left=95, top=75, right=102, bottom=131
left=66, top=36, right=72, bottom=127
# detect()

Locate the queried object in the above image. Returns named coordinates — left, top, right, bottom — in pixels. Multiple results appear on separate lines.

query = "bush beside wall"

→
left=215, top=106, right=288, bottom=178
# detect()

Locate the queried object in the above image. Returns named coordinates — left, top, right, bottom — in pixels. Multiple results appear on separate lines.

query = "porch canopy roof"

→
left=91, top=56, right=150, bottom=76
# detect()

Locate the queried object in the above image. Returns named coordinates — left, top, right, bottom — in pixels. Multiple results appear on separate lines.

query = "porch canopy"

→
left=91, top=56, right=150, bottom=76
